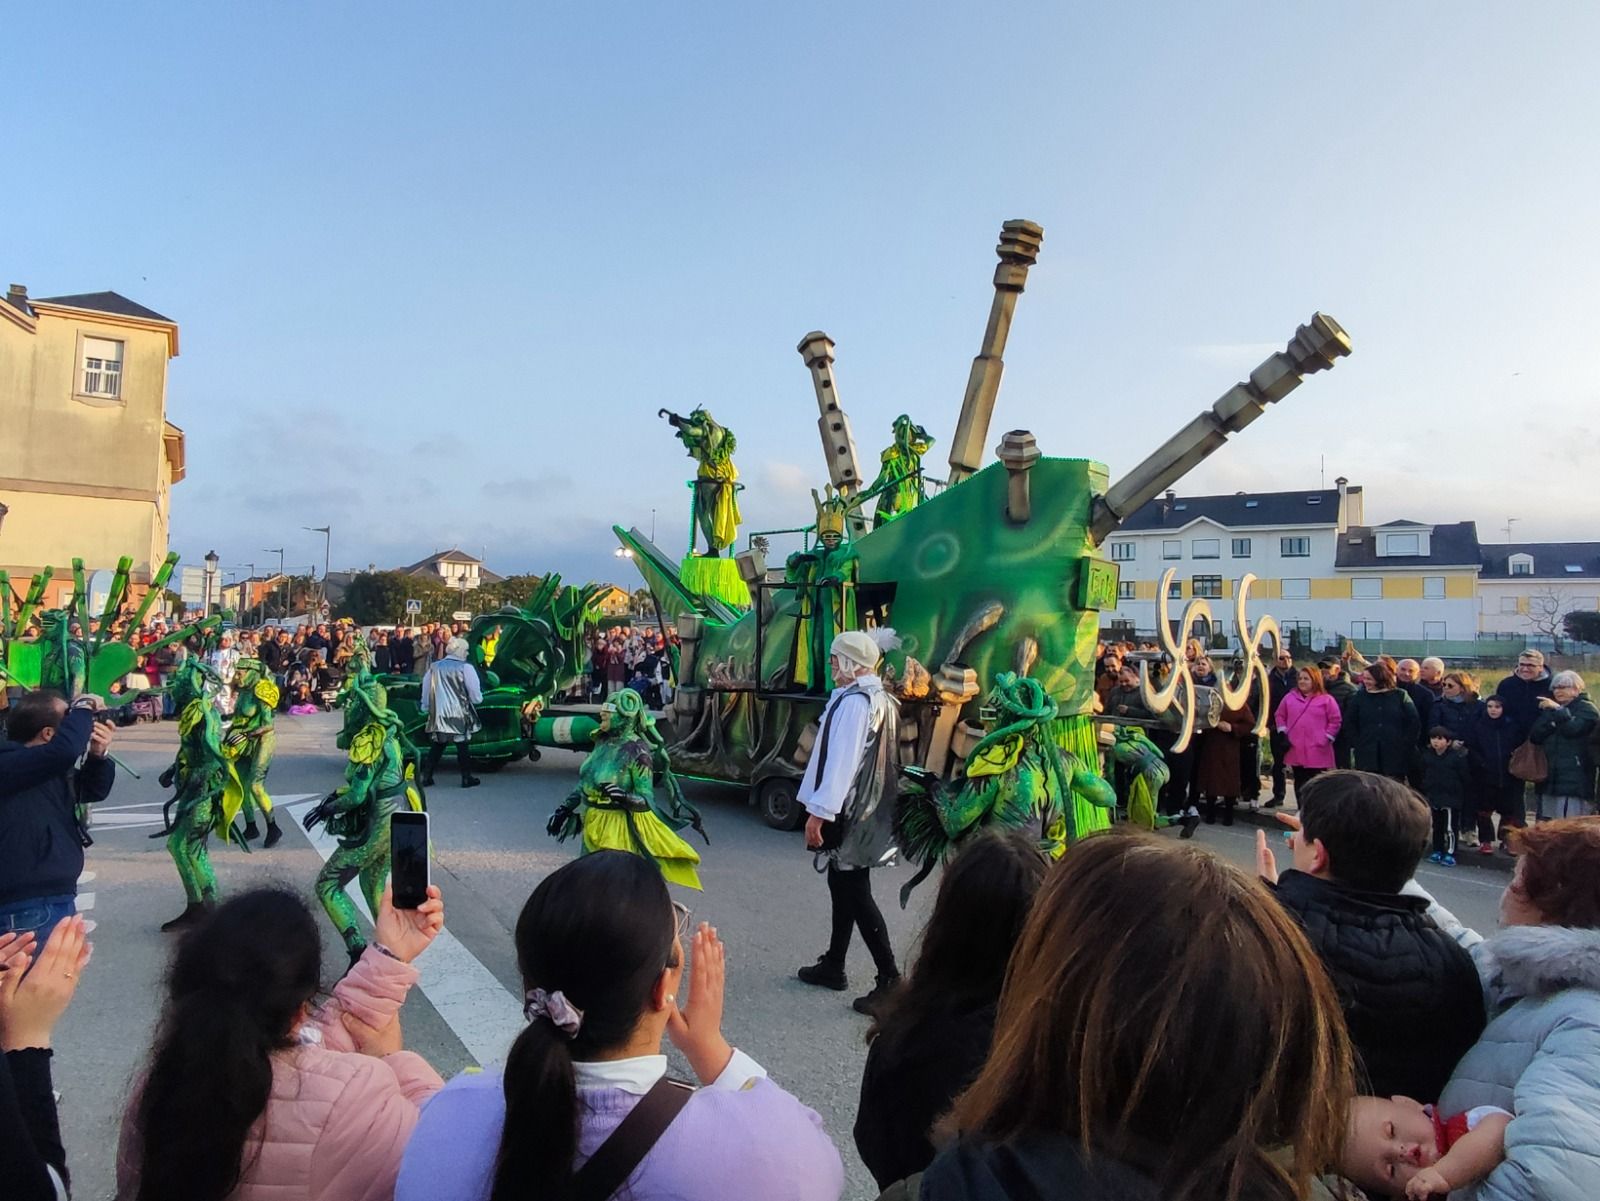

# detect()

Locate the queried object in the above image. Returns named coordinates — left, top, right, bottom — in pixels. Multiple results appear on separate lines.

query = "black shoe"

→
left=241, top=822, right=261, bottom=841
left=852, top=973, right=901, bottom=1017
left=797, top=956, right=848, bottom=991
left=1221, top=805, right=1235, bottom=827
left=160, top=901, right=212, bottom=933
left=1265, top=797, right=1284, bottom=808
left=1179, top=813, right=1201, bottom=839
left=262, top=822, right=283, bottom=849
left=461, top=776, right=481, bottom=788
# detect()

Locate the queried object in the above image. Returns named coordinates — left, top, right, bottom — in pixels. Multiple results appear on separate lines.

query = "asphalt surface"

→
left=54, top=712, right=1510, bottom=1200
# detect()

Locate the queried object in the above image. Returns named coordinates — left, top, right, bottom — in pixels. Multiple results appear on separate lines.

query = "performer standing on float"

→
left=418, top=636, right=482, bottom=788
left=226, top=655, right=282, bottom=847
left=796, top=628, right=902, bottom=1018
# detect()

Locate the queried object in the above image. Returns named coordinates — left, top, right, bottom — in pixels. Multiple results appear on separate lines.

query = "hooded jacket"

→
left=1343, top=688, right=1420, bottom=778
left=1469, top=709, right=1519, bottom=794
left=1419, top=744, right=1473, bottom=811
left=1527, top=693, right=1597, bottom=799
left=117, top=947, right=443, bottom=1201
left=1438, top=925, right=1600, bottom=1201
left=0, top=708, right=116, bottom=906
left=1494, top=670, right=1552, bottom=743
left=1269, top=870, right=1484, bottom=1099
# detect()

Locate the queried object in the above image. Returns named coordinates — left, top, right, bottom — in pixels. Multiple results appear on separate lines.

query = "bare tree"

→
left=1523, top=586, right=1575, bottom=653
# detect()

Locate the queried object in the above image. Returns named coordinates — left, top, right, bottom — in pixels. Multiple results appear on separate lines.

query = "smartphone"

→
left=390, top=811, right=431, bottom=910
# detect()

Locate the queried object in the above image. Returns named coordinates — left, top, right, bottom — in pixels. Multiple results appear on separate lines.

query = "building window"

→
left=1500, top=596, right=1519, bottom=614
left=1423, top=620, right=1446, bottom=640
left=1192, top=538, right=1220, bottom=559
left=1351, top=577, right=1383, bottom=600
left=1193, top=575, right=1223, bottom=599
left=1509, top=554, right=1533, bottom=576
left=1384, top=532, right=1420, bottom=556
left=1231, top=538, right=1252, bottom=558
left=1167, top=579, right=1183, bottom=599
left=1117, top=581, right=1136, bottom=600
left=1162, top=540, right=1182, bottom=560
left=1351, top=620, right=1384, bottom=639
left=1281, top=537, right=1311, bottom=557
left=1424, top=576, right=1445, bottom=600
left=80, top=336, right=124, bottom=399
left=1281, top=578, right=1311, bottom=600
left=1109, top=542, right=1136, bottom=562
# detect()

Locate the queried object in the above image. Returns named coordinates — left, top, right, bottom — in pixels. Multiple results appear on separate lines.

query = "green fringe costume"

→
left=227, top=656, right=282, bottom=845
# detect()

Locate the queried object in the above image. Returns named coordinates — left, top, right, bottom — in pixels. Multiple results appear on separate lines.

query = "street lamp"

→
left=204, top=549, right=219, bottom=618
left=303, top=525, right=331, bottom=613
left=264, top=547, right=285, bottom=621
left=240, top=562, right=258, bottom=626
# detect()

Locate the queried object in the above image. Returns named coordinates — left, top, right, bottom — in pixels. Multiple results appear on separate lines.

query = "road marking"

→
left=281, top=797, right=524, bottom=1067
left=77, top=871, right=96, bottom=885
left=77, top=892, right=96, bottom=911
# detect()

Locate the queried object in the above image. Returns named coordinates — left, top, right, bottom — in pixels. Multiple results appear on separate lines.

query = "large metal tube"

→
left=1088, top=313, right=1351, bottom=543
left=946, top=220, right=1044, bottom=484
left=797, top=332, right=868, bottom=538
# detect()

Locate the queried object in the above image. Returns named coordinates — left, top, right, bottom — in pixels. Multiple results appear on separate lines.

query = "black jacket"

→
left=1267, top=667, right=1298, bottom=724
left=1468, top=710, right=1518, bottom=791
left=1494, top=670, right=1552, bottom=742
left=856, top=1000, right=996, bottom=1188
left=0, top=1049, right=65, bottom=1201
left=1419, top=745, right=1472, bottom=810
left=0, top=709, right=115, bottom=906
left=1343, top=688, right=1420, bottom=778
left=1431, top=697, right=1483, bottom=746
left=906, top=1135, right=1161, bottom=1201
left=389, top=638, right=415, bottom=673
left=1400, top=680, right=1435, bottom=745
left=1270, top=870, right=1485, bottom=1100
left=1528, top=693, right=1598, bottom=799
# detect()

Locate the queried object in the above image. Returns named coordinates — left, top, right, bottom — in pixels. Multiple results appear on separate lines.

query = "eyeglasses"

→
left=671, top=900, right=693, bottom=943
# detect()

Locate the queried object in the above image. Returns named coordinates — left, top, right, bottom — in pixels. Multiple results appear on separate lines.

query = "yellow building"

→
left=0, top=285, right=185, bottom=606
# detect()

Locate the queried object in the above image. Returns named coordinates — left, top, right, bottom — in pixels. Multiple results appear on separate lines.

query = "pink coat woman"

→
left=1275, top=688, right=1343, bottom=770
left=118, top=888, right=446, bottom=1201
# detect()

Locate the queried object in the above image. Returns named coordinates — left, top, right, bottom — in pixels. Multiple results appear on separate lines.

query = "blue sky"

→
left=7, top=2, right=1598, bottom=587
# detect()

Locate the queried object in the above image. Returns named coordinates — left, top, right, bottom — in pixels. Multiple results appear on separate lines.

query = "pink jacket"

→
left=1275, top=690, right=1343, bottom=770
left=118, top=948, right=443, bottom=1201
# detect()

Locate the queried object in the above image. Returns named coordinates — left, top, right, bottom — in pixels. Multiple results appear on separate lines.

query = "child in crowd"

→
left=1420, top=726, right=1471, bottom=866
left=1468, top=694, right=1522, bottom=853
left=1344, top=1094, right=1511, bottom=1198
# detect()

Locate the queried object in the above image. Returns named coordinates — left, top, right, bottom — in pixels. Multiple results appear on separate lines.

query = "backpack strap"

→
left=574, top=1076, right=695, bottom=1201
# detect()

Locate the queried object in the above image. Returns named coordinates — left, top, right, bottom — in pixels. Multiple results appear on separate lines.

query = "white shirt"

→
left=798, top=674, right=880, bottom=821
left=573, top=1049, right=767, bottom=1095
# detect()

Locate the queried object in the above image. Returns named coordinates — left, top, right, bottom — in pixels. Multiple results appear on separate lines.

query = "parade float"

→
left=377, top=219, right=1349, bottom=851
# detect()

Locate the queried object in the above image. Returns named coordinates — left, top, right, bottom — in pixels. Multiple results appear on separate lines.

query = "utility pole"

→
left=264, top=547, right=285, bottom=620
left=303, top=526, right=331, bottom=615
left=1503, top=517, right=1520, bottom=542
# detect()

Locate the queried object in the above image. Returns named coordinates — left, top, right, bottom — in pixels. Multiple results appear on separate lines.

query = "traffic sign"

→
left=405, top=598, right=422, bottom=614
left=452, top=610, right=472, bottom=622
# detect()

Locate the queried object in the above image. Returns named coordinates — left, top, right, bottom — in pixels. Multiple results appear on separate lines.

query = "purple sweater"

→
left=395, top=1066, right=843, bottom=1201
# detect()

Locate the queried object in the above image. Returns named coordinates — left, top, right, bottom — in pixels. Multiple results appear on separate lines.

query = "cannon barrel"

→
left=1088, top=313, right=1351, bottom=543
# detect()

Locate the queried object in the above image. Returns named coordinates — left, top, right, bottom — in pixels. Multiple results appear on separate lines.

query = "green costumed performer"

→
left=660, top=405, right=741, bottom=556
left=866, top=414, right=934, bottom=527
left=546, top=687, right=708, bottom=889
left=36, top=609, right=87, bottom=698
left=895, top=671, right=1115, bottom=905
left=226, top=655, right=283, bottom=847
left=155, top=657, right=246, bottom=931
left=785, top=486, right=860, bottom=691
left=1106, top=724, right=1173, bottom=832
left=302, top=676, right=424, bottom=963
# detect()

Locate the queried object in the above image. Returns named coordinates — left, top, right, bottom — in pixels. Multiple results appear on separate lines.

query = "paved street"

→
left=56, top=712, right=1511, bottom=1201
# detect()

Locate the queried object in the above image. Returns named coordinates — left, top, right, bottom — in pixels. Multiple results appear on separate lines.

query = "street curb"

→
left=1231, top=801, right=1517, bottom=874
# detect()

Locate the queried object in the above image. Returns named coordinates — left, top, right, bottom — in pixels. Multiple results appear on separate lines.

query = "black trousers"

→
left=1269, top=731, right=1290, bottom=801
left=424, top=737, right=473, bottom=783
left=1239, top=734, right=1261, bottom=801
left=824, top=863, right=897, bottom=978
left=1291, top=765, right=1324, bottom=793
left=1431, top=806, right=1457, bottom=858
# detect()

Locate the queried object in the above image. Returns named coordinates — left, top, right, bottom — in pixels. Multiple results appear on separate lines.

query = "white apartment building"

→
left=1477, top=543, right=1600, bottom=637
left=1100, top=480, right=1484, bottom=649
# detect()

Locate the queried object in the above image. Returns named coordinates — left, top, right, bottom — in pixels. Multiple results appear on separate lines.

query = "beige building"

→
left=1, top=285, right=185, bottom=606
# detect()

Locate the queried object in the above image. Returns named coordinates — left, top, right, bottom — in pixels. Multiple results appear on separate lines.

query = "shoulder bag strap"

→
left=575, top=1077, right=696, bottom=1201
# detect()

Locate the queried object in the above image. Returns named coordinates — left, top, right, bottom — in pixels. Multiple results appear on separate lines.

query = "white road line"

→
left=77, top=892, right=96, bottom=911
left=93, top=800, right=175, bottom=813
left=77, top=871, right=95, bottom=885
left=281, top=797, right=524, bottom=1067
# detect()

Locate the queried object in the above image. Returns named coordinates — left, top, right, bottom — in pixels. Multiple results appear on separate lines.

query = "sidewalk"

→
left=1228, top=776, right=1517, bottom=875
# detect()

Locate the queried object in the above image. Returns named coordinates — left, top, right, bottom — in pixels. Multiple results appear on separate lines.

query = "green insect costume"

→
left=867, top=414, right=935, bottom=527
left=156, top=657, right=246, bottom=931
left=303, top=678, right=424, bottom=960
left=661, top=406, right=741, bottom=555
left=896, top=672, right=1116, bottom=904
left=785, top=488, right=860, bottom=692
left=36, top=610, right=86, bottom=699
left=547, top=687, right=708, bottom=890
left=1107, top=725, right=1173, bottom=831
left=226, top=656, right=282, bottom=846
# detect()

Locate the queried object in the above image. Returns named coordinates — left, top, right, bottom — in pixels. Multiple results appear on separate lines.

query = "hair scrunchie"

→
left=524, top=988, right=584, bottom=1037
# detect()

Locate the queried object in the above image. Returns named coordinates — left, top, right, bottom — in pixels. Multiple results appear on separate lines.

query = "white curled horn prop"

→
left=1216, top=573, right=1282, bottom=739
left=1137, top=568, right=1216, bottom=754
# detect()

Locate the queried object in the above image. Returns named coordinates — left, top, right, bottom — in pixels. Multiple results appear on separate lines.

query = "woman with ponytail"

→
left=117, top=884, right=445, bottom=1201
left=397, top=850, right=843, bottom=1201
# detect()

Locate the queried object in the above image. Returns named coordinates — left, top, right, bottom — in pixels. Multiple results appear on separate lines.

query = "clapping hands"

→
left=0, top=917, right=92, bottom=1051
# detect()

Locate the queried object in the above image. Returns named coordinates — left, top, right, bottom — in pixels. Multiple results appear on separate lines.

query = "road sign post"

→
left=405, top=598, right=422, bottom=615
